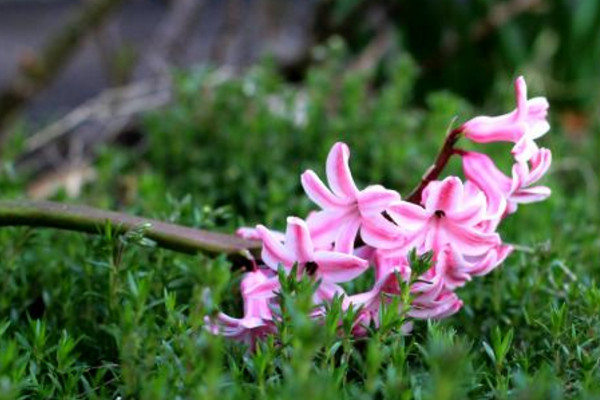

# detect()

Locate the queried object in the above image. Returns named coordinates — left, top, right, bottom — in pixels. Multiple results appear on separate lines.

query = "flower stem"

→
left=406, top=125, right=463, bottom=204
left=0, top=200, right=261, bottom=263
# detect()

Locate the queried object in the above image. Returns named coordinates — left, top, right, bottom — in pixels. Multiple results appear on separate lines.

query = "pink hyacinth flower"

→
left=345, top=256, right=410, bottom=335
left=204, top=269, right=277, bottom=347
left=408, top=289, right=463, bottom=320
left=301, top=142, right=402, bottom=253
left=461, top=149, right=552, bottom=217
left=407, top=258, right=463, bottom=319
left=256, top=216, right=369, bottom=303
left=347, top=251, right=462, bottom=329
left=434, top=243, right=513, bottom=290
left=386, top=177, right=501, bottom=257
left=462, top=76, right=550, bottom=162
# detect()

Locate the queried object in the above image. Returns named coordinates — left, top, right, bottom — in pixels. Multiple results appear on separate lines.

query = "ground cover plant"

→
left=0, top=44, right=599, bottom=399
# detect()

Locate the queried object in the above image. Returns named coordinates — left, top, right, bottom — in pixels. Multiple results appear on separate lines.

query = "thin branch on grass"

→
left=0, top=200, right=261, bottom=265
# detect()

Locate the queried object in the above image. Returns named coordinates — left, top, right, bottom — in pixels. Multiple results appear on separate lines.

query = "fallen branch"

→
left=0, top=200, right=261, bottom=263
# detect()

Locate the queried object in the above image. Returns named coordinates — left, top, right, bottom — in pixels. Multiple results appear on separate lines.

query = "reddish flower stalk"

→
left=406, top=126, right=464, bottom=205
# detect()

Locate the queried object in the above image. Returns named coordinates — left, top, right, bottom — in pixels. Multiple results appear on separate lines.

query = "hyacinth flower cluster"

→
left=205, top=76, right=552, bottom=346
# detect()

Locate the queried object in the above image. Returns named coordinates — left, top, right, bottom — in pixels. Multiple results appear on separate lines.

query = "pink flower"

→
left=460, top=149, right=552, bottom=217
left=407, top=258, right=463, bottom=319
left=461, top=76, right=550, bottom=162
left=256, top=216, right=369, bottom=303
left=204, top=269, right=277, bottom=347
left=302, top=142, right=402, bottom=253
left=345, top=256, right=409, bottom=335
left=433, top=243, right=513, bottom=290
left=408, top=289, right=463, bottom=320
left=386, top=177, right=501, bottom=257
left=347, top=251, right=463, bottom=329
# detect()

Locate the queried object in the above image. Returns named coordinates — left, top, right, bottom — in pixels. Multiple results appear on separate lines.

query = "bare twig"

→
left=0, top=200, right=260, bottom=264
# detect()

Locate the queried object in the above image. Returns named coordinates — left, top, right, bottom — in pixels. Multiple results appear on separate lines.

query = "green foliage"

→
left=0, top=40, right=599, bottom=398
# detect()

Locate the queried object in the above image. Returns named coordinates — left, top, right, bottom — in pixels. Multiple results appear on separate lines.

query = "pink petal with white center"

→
left=387, top=201, right=429, bottom=231
left=239, top=317, right=267, bottom=330
left=256, top=225, right=295, bottom=270
left=461, top=151, right=512, bottom=193
left=525, top=148, right=552, bottom=185
left=450, top=191, right=487, bottom=226
left=509, top=162, right=529, bottom=194
left=241, top=269, right=275, bottom=295
left=314, top=281, right=346, bottom=304
left=443, top=222, right=500, bottom=256
left=346, top=286, right=381, bottom=311
left=460, top=151, right=510, bottom=218
left=356, top=185, right=401, bottom=215
left=334, top=217, right=361, bottom=254
left=301, top=170, right=352, bottom=209
left=409, top=291, right=463, bottom=319
left=360, top=214, right=405, bottom=249
left=285, top=217, right=314, bottom=262
left=313, top=251, right=368, bottom=283
left=411, top=275, right=444, bottom=304
left=243, top=275, right=281, bottom=299
left=244, top=298, right=273, bottom=321
left=435, top=246, right=472, bottom=289
left=462, top=114, right=522, bottom=143
left=353, top=245, right=376, bottom=264
left=374, top=251, right=411, bottom=282
left=423, top=177, right=463, bottom=212
left=527, top=97, right=551, bottom=139
left=326, top=142, right=359, bottom=198
left=512, top=136, right=539, bottom=163
left=466, top=244, right=513, bottom=277
left=306, top=209, right=350, bottom=246
left=512, top=186, right=552, bottom=203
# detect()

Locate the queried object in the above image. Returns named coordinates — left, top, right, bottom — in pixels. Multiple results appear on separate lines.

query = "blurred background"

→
left=0, top=0, right=598, bottom=210
left=1, top=3, right=600, bottom=397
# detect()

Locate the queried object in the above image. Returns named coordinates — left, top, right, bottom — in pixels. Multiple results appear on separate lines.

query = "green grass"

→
left=0, top=45, right=599, bottom=399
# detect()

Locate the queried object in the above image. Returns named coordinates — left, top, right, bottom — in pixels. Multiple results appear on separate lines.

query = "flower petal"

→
left=525, top=148, right=552, bottom=185
left=334, top=217, right=361, bottom=254
left=243, top=275, right=280, bottom=300
left=314, top=251, right=368, bottom=283
left=285, top=217, right=314, bottom=262
left=356, top=185, right=401, bottom=215
left=360, top=214, right=404, bottom=249
left=442, top=222, right=500, bottom=256
left=301, top=170, right=351, bottom=209
left=460, top=151, right=510, bottom=217
left=257, top=225, right=294, bottom=270
left=512, top=136, right=539, bottom=162
left=387, top=201, right=429, bottom=231
left=326, top=142, right=359, bottom=198
left=511, top=186, right=551, bottom=204
left=423, top=177, right=463, bottom=213
left=306, top=209, right=349, bottom=247
left=314, top=281, right=346, bottom=304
